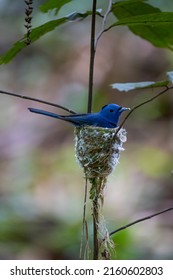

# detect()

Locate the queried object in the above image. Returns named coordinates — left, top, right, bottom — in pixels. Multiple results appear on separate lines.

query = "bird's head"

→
left=100, top=104, right=130, bottom=125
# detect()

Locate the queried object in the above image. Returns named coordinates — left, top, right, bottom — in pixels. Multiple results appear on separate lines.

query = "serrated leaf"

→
left=0, top=11, right=91, bottom=65
left=111, top=1, right=173, bottom=50
left=166, top=71, right=173, bottom=84
left=40, top=0, right=73, bottom=15
left=111, top=80, right=169, bottom=92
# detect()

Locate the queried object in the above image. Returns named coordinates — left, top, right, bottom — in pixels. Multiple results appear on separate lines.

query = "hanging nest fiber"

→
left=74, top=126, right=127, bottom=259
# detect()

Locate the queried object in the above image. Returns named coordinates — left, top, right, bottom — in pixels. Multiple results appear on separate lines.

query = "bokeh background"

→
left=0, top=0, right=173, bottom=259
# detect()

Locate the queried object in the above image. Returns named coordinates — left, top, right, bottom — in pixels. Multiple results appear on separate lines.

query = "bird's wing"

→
left=61, top=113, right=98, bottom=126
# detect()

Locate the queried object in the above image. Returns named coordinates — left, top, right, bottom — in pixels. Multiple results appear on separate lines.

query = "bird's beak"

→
left=120, top=107, right=131, bottom=112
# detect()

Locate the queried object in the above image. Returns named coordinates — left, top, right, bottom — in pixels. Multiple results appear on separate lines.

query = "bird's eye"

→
left=110, top=109, right=114, bottom=112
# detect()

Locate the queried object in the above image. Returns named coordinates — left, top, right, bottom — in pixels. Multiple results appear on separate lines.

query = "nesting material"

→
left=75, top=126, right=127, bottom=179
left=74, top=126, right=127, bottom=259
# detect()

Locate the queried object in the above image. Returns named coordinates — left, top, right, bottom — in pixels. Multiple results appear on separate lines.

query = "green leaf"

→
left=111, top=1, right=173, bottom=50
left=111, top=80, right=169, bottom=92
left=112, top=0, right=161, bottom=18
left=0, top=12, right=90, bottom=64
left=40, top=0, right=73, bottom=14
left=110, top=12, right=173, bottom=50
left=0, top=17, right=66, bottom=64
left=0, top=40, right=26, bottom=65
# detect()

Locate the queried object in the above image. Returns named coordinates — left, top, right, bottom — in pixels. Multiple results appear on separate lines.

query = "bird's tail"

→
left=28, top=108, right=63, bottom=120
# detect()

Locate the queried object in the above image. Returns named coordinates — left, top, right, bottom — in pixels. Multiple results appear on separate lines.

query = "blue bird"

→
left=28, top=104, right=129, bottom=128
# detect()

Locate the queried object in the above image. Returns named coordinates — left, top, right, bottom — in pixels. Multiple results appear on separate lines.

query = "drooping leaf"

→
left=40, top=0, right=73, bottom=14
left=111, top=80, right=169, bottom=92
left=0, top=11, right=91, bottom=64
left=166, top=71, right=173, bottom=84
left=111, top=0, right=161, bottom=18
left=0, top=40, right=26, bottom=65
left=0, top=17, right=66, bottom=64
left=109, top=12, right=173, bottom=50
left=111, top=1, right=173, bottom=50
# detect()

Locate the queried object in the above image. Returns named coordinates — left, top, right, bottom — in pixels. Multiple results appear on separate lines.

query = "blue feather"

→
left=28, top=104, right=130, bottom=128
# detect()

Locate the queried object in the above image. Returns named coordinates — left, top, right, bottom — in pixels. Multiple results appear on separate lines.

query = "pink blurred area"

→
left=0, top=1, right=173, bottom=260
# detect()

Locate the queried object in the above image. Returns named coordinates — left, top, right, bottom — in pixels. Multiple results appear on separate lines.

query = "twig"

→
left=87, top=0, right=97, bottom=113
left=92, top=177, right=102, bottom=260
left=95, top=0, right=112, bottom=49
left=93, top=203, right=99, bottom=259
left=83, top=219, right=90, bottom=259
left=0, top=89, right=77, bottom=114
left=87, top=0, right=113, bottom=113
left=116, top=85, right=173, bottom=135
left=109, top=207, right=173, bottom=237
left=87, top=0, right=112, bottom=112
left=80, top=177, right=89, bottom=259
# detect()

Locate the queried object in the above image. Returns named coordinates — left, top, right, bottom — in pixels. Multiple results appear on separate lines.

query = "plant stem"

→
left=95, top=0, right=112, bottom=49
left=115, top=86, right=172, bottom=135
left=93, top=197, right=99, bottom=259
left=109, top=207, right=173, bottom=236
left=87, top=0, right=98, bottom=259
left=87, top=0, right=97, bottom=113
left=87, top=0, right=114, bottom=260
left=92, top=177, right=101, bottom=260
left=0, top=89, right=77, bottom=114
left=80, top=178, right=89, bottom=259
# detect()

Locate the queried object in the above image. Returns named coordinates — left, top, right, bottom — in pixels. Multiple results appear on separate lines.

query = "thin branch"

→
left=93, top=196, right=99, bottom=260
left=87, top=0, right=113, bottom=113
left=95, top=0, right=112, bottom=49
left=87, top=0, right=97, bottom=113
left=104, top=23, right=115, bottom=33
left=83, top=219, right=90, bottom=260
left=116, top=85, right=173, bottom=135
left=80, top=177, right=89, bottom=260
left=0, top=89, right=77, bottom=114
left=109, top=207, right=173, bottom=237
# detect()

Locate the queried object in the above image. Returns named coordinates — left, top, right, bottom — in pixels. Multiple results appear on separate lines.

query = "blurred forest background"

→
left=0, top=0, right=173, bottom=260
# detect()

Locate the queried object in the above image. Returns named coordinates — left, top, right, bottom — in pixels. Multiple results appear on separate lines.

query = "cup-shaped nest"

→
left=75, top=126, right=127, bottom=178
